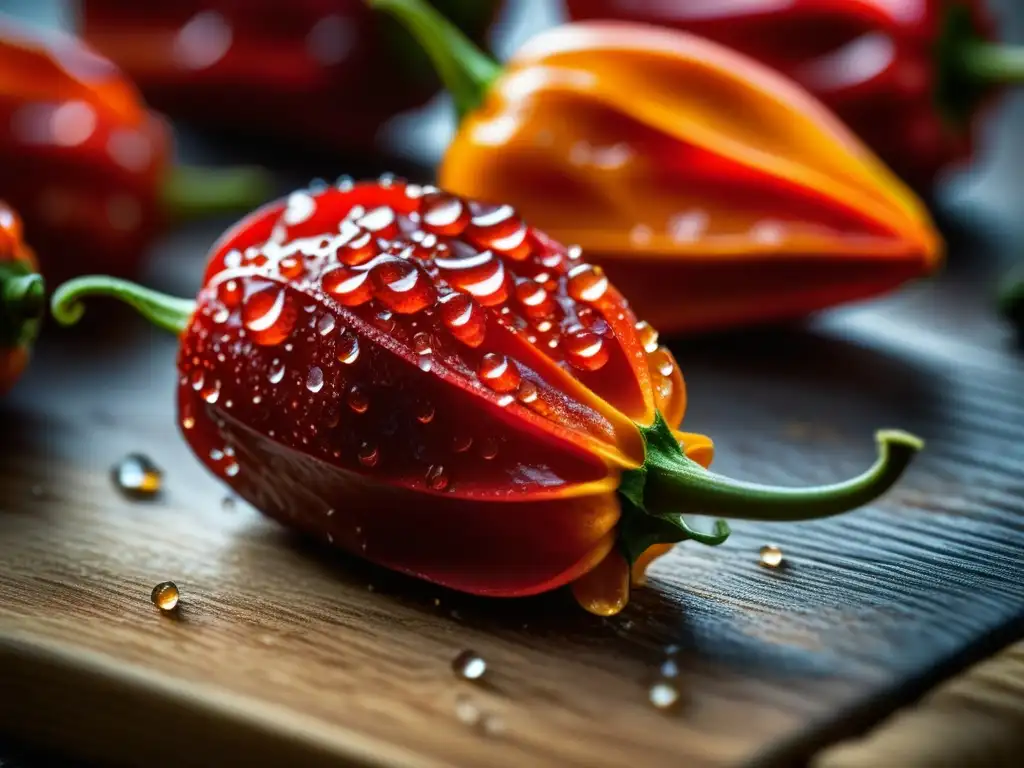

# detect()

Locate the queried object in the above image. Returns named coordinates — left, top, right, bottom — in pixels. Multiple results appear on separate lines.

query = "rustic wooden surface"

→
left=816, top=640, right=1024, bottom=768
left=2, top=168, right=1024, bottom=768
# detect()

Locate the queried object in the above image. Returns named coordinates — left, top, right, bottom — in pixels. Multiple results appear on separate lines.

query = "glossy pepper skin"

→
left=372, top=0, right=943, bottom=335
left=0, top=203, right=44, bottom=393
left=80, top=0, right=500, bottom=153
left=565, top=0, right=1016, bottom=191
left=52, top=179, right=922, bottom=615
left=0, top=16, right=270, bottom=282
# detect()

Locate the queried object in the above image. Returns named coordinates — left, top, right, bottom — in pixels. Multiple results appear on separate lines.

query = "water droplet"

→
left=358, top=443, right=379, bottom=467
left=112, top=453, right=163, bottom=498
left=268, top=360, right=286, bottom=384
left=453, top=434, right=473, bottom=453
left=567, top=263, right=609, bottom=303
left=151, top=581, right=179, bottom=612
left=278, top=254, right=304, bottom=280
left=216, top=278, right=242, bottom=308
left=189, top=369, right=205, bottom=391
left=373, top=310, right=396, bottom=333
left=649, top=347, right=675, bottom=377
left=516, top=380, right=538, bottom=404
left=479, top=438, right=499, bottom=460
left=369, top=256, right=435, bottom=313
left=347, top=385, right=369, bottom=413
left=439, top=293, right=486, bottom=347
left=478, top=353, right=520, bottom=393
left=182, top=415, right=195, bottom=430
left=322, top=264, right=373, bottom=306
left=564, top=329, right=609, bottom=371
left=416, top=402, right=435, bottom=424
left=356, top=205, right=398, bottom=238
left=649, top=681, right=680, bottom=710
left=452, top=650, right=486, bottom=680
left=660, top=659, right=679, bottom=678
left=242, top=287, right=296, bottom=346
left=224, top=462, right=240, bottom=477
left=336, top=332, right=360, bottom=364
left=201, top=381, right=221, bottom=404
left=418, top=357, right=433, bottom=372
left=515, top=278, right=555, bottom=319
left=426, top=464, right=449, bottom=491
left=339, top=229, right=378, bottom=266
left=482, top=714, right=505, bottom=737
left=420, top=191, right=469, bottom=236
left=467, top=204, right=531, bottom=260
left=759, top=544, right=783, bottom=568
left=413, top=331, right=433, bottom=356
left=454, top=695, right=481, bottom=726
left=283, top=190, right=316, bottom=225
left=631, top=223, right=653, bottom=245
left=634, top=320, right=659, bottom=353
left=306, top=366, right=324, bottom=393
left=436, top=249, right=508, bottom=307
left=314, top=314, right=336, bottom=337
left=221, top=495, right=236, bottom=511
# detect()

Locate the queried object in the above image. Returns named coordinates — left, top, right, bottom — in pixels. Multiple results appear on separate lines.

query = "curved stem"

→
left=645, top=430, right=923, bottom=522
left=961, top=42, right=1024, bottom=85
left=368, top=0, right=501, bottom=120
left=51, top=276, right=194, bottom=336
left=161, top=164, right=273, bottom=221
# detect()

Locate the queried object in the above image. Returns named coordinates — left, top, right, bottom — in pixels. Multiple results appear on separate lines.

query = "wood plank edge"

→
left=749, top=611, right=1024, bottom=768
left=0, top=629, right=440, bottom=768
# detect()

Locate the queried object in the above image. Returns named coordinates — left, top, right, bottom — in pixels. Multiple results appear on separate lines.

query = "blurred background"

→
left=3, top=0, right=1022, bottom=222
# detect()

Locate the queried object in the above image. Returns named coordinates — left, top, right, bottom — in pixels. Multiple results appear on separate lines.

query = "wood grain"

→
left=2, top=207, right=1024, bottom=767
left=815, top=642, right=1024, bottom=768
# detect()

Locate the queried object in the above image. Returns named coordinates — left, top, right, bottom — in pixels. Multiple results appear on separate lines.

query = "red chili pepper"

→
left=51, top=178, right=922, bottom=614
left=0, top=16, right=271, bottom=282
left=370, top=0, right=942, bottom=335
left=565, top=0, right=1017, bottom=190
left=0, top=203, right=44, bottom=393
left=79, top=0, right=500, bottom=153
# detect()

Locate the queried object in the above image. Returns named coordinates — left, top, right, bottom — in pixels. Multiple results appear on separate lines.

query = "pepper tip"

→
left=875, top=429, right=924, bottom=454
left=50, top=282, right=87, bottom=327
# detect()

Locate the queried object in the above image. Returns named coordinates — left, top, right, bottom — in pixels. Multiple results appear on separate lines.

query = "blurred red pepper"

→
left=52, top=178, right=922, bottom=614
left=371, top=0, right=942, bottom=335
left=565, top=0, right=1018, bottom=190
left=0, top=203, right=44, bottom=393
left=79, top=0, right=500, bottom=154
left=0, top=15, right=271, bottom=282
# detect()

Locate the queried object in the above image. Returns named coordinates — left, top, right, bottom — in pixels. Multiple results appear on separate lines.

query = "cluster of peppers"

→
left=17, top=0, right=1021, bottom=611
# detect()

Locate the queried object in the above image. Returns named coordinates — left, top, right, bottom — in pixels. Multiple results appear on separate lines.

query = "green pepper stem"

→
left=961, top=42, right=1024, bottom=84
left=644, top=430, right=923, bottom=522
left=161, top=164, right=273, bottom=221
left=51, top=276, right=194, bottom=336
left=0, top=263, right=45, bottom=348
left=368, top=0, right=501, bottom=120
left=2, top=272, right=44, bottom=323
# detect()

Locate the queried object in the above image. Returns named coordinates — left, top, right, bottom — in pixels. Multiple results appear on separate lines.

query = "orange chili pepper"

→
left=0, top=202, right=43, bottom=393
left=371, top=0, right=943, bottom=334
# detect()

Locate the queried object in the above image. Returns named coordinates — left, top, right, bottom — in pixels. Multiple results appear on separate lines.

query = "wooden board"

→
left=3, top=193, right=1024, bottom=768
left=816, top=640, right=1024, bottom=767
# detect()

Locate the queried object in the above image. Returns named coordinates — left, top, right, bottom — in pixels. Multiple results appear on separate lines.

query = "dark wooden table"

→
left=4, top=2, right=1024, bottom=767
